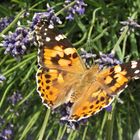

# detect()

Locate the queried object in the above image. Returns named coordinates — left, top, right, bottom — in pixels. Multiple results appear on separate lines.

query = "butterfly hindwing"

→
left=36, top=67, right=80, bottom=109
left=69, top=61, right=140, bottom=121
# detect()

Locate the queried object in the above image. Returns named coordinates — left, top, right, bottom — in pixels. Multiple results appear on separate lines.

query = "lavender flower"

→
left=61, top=116, right=87, bottom=130
left=120, top=17, right=140, bottom=28
left=0, top=17, right=13, bottom=32
left=95, top=51, right=121, bottom=69
left=0, top=74, right=6, bottom=84
left=60, top=119, right=87, bottom=130
left=8, top=91, right=23, bottom=106
left=1, top=27, right=34, bottom=57
left=64, top=0, right=87, bottom=21
left=60, top=102, right=88, bottom=130
left=80, top=48, right=96, bottom=68
left=120, top=17, right=140, bottom=33
left=0, top=117, right=14, bottom=140
left=31, top=4, right=62, bottom=30
left=80, top=49, right=121, bottom=69
left=105, top=105, right=112, bottom=112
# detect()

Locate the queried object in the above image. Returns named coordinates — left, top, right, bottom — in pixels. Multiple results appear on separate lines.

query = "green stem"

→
left=87, top=7, right=101, bottom=41
left=82, top=122, right=89, bottom=140
left=57, top=125, right=67, bottom=140
left=122, top=35, right=128, bottom=60
left=3, top=54, right=36, bottom=76
left=20, top=60, right=36, bottom=85
left=0, top=80, right=15, bottom=108
left=67, top=130, right=74, bottom=140
left=17, top=88, right=36, bottom=107
left=71, top=131, right=77, bottom=140
left=55, top=1, right=75, bottom=16
left=98, top=112, right=108, bottom=139
left=37, top=109, right=51, bottom=140
left=29, top=0, right=47, bottom=10
left=5, top=52, right=36, bottom=64
left=56, top=125, right=63, bottom=140
left=112, top=26, right=128, bottom=52
left=19, top=110, right=41, bottom=140
left=112, top=12, right=137, bottom=52
left=73, top=32, right=87, bottom=46
left=106, top=100, right=116, bottom=140
left=0, top=55, right=8, bottom=66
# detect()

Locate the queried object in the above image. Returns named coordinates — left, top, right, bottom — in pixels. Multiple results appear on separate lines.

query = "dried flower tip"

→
left=120, top=17, right=140, bottom=28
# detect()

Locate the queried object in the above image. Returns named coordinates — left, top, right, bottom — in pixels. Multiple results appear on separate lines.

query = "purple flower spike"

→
left=120, top=17, right=140, bottom=34
left=105, top=105, right=112, bottom=112
left=31, top=4, right=62, bottom=29
left=64, top=0, right=87, bottom=21
left=1, top=27, right=34, bottom=57
left=95, top=51, right=121, bottom=69
left=8, top=91, right=23, bottom=106
left=66, top=13, right=74, bottom=21
left=0, top=118, right=14, bottom=140
left=0, top=17, right=13, bottom=32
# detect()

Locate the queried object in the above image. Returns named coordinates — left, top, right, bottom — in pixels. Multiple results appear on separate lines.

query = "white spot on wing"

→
left=131, top=61, right=138, bottom=69
left=46, top=37, right=51, bottom=42
left=134, top=70, right=140, bottom=74
left=36, top=35, right=41, bottom=41
left=38, top=41, right=43, bottom=46
left=55, top=34, right=66, bottom=41
left=134, top=76, right=139, bottom=79
left=125, top=84, right=128, bottom=88
left=48, top=24, right=54, bottom=29
left=55, top=36, right=60, bottom=41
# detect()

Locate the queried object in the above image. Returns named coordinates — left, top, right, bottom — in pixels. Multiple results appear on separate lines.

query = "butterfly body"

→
left=35, top=19, right=140, bottom=122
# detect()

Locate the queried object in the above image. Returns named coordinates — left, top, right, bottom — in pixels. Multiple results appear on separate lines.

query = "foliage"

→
left=0, top=0, right=140, bottom=140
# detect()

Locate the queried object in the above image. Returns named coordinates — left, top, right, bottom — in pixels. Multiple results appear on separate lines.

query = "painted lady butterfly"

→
left=35, top=19, right=140, bottom=122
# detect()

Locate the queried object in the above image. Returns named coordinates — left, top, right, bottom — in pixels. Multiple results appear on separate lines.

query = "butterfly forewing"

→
left=35, top=19, right=86, bottom=109
left=35, top=19, right=86, bottom=74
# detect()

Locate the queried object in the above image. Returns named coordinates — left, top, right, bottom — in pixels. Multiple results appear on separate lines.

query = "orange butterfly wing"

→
left=68, top=62, right=140, bottom=121
left=35, top=19, right=86, bottom=109
left=35, top=19, right=140, bottom=122
left=35, top=20, right=86, bottom=73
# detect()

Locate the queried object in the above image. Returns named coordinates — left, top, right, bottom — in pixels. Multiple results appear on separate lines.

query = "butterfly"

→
left=35, top=18, right=140, bottom=122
